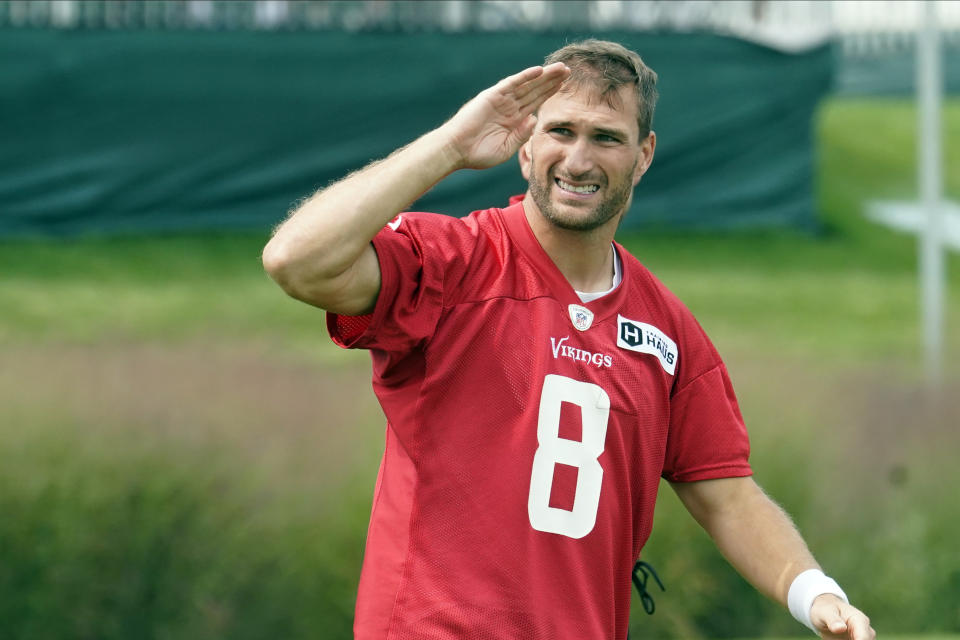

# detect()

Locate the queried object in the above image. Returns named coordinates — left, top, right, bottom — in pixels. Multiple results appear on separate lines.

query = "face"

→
left=520, top=84, right=655, bottom=233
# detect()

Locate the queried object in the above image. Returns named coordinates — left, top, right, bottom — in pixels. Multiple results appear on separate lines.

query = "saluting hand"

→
left=811, top=595, right=876, bottom=640
left=440, top=62, right=570, bottom=171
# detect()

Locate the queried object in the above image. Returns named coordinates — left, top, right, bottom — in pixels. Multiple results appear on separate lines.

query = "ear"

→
left=518, top=139, right=532, bottom=181
left=632, top=131, right=656, bottom=186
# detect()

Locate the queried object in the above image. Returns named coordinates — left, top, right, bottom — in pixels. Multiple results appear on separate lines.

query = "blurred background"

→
left=1, top=1, right=958, bottom=638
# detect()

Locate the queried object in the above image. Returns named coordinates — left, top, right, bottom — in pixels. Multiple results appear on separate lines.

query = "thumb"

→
left=824, top=617, right=848, bottom=636
left=813, top=604, right=848, bottom=637
left=516, top=113, right=538, bottom=144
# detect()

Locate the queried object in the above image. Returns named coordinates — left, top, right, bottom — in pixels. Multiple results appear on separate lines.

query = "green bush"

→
left=0, top=416, right=369, bottom=640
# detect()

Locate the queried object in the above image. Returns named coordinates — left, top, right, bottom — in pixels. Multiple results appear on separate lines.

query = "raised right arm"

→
left=261, top=63, right=570, bottom=315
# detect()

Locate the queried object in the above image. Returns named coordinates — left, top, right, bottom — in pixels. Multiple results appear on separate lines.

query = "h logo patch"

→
left=616, top=315, right=678, bottom=375
left=619, top=320, right=643, bottom=347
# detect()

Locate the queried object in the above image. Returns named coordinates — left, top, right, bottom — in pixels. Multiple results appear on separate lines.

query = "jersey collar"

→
left=499, top=197, right=630, bottom=326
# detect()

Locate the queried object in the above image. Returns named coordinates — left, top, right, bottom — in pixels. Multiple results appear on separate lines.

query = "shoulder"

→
left=374, top=206, right=511, bottom=290
left=387, top=206, right=505, bottom=249
left=617, top=246, right=725, bottom=383
left=618, top=247, right=693, bottom=322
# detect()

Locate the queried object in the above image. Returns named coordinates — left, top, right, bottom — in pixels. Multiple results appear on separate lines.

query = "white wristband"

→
left=787, top=569, right=849, bottom=634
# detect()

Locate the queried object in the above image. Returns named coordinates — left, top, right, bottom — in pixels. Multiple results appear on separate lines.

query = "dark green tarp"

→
left=0, top=29, right=832, bottom=236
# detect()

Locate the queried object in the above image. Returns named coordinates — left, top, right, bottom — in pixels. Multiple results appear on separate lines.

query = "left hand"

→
left=810, top=594, right=876, bottom=640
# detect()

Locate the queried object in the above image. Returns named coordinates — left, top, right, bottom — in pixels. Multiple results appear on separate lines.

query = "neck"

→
left=521, top=195, right=619, bottom=293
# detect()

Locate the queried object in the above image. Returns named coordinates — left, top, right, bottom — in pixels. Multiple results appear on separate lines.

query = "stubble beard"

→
left=527, top=160, right=636, bottom=233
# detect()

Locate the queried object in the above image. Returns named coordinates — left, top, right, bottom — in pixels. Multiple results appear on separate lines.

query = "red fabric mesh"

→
left=339, top=203, right=750, bottom=640
left=549, top=464, right=579, bottom=510
left=334, top=312, right=372, bottom=344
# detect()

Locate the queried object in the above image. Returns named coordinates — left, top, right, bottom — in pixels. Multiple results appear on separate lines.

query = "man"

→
left=263, top=40, right=875, bottom=640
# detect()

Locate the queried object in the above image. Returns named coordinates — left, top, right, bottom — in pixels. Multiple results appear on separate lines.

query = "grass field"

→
left=0, top=98, right=958, bottom=638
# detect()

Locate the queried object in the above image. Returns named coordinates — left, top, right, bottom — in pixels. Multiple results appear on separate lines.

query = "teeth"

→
left=557, top=179, right=598, bottom=194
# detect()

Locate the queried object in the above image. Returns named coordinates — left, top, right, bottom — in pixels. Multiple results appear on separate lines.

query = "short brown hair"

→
left=544, top=39, right=658, bottom=138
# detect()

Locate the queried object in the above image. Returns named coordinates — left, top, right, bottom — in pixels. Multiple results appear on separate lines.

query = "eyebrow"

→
left=544, top=121, right=629, bottom=141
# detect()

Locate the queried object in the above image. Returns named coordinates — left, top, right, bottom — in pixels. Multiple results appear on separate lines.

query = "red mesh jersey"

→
left=328, top=200, right=751, bottom=640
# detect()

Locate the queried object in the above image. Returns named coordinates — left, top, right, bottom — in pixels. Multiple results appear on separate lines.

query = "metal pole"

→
left=918, top=0, right=944, bottom=386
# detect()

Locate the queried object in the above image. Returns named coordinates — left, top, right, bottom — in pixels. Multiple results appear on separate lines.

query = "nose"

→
left=560, top=137, right=595, bottom=179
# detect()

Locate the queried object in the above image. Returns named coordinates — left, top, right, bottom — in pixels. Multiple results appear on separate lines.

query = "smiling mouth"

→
left=555, top=178, right=599, bottom=195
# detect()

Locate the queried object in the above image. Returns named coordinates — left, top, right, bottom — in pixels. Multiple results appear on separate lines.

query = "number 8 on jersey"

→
left=528, top=374, right=611, bottom=539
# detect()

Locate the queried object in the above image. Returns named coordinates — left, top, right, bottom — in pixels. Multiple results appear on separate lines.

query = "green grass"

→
left=0, top=232, right=365, bottom=366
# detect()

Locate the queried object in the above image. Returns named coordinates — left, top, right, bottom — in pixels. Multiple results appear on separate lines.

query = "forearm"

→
left=711, top=490, right=818, bottom=605
left=263, top=63, right=568, bottom=313
left=263, top=127, right=462, bottom=297
left=673, top=477, right=818, bottom=606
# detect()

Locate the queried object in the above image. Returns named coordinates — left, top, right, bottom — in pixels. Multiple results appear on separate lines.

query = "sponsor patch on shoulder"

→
left=616, top=314, right=678, bottom=375
left=387, top=215, right=403, bottom=231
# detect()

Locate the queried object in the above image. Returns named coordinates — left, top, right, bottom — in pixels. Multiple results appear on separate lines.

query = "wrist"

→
left=787, top=569, right=848, bottom=634
left=430, top=123, right=470, bottom=172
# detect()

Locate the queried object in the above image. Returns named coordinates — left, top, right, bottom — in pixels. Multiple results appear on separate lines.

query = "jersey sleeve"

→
left=661, top=321, right=752, bottom=483
left=326, top=215, right=445, bottom=355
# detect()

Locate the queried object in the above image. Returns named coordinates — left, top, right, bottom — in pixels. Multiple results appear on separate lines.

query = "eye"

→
left=596, top=134, right=621, bottom=144
left=549, top=127, right=573, bottom=137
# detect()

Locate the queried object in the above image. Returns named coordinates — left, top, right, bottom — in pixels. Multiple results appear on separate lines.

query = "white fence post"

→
left=918, top=1, right=946, bottom=386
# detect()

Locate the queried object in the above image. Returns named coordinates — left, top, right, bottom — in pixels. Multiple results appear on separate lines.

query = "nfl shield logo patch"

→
left=568, top=304, right=594, bottom=331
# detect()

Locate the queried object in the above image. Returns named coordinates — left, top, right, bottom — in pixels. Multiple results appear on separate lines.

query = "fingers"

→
left=845, top=608, right=875, bottom=640
left=515, top=113, right=538, bottom=145
left=813, top=600, right=875, bottom=640
left=810, top=597, right=846, bottom=638
left=499, top=65, right=546, bottom=92
left=824, top=617, right=848, bottom=636
left=517, top=73, right=567, bottom=111
left=500, top=62, right=570, bottom=100
left=515, top=62, right=570, bottom=95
